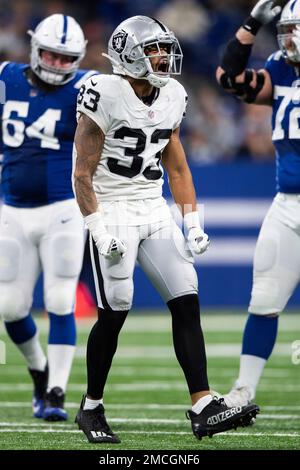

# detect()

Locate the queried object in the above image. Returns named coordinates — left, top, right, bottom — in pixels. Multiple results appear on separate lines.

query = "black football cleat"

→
left=43, top=386, right=68, bottom=421
left=75, top=395, right=120, bottom=444
left=186, top=397, right=259, bottom=440
left=28, top=363, right=48, bottom=419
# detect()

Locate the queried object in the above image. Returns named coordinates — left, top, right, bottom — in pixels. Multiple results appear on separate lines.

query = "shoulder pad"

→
left=266, top=51, right=283, bottom=63
left=0, top=61, right=10, bottom=77
left=73, top=69, right=98, bottom=89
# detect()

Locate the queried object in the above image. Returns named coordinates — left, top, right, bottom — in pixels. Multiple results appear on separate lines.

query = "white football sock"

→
left=83, top=397, right=103, bottom=410
left=192, top=394, right=212, bottom=414
left=18, top=332, right=47, bottom=371
left=47, top=345, right=75, bottom=392
left=238, top=354, right=266, bottom=398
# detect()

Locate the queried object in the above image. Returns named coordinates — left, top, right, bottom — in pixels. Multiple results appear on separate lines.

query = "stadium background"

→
left=0, top=0, right=300, bottom=453
left=1, top=0, right=299, bottom=309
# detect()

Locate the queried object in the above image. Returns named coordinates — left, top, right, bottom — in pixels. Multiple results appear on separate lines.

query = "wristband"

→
left=84, top=212, right=106, bottom=238
left=184, top=211, right=201, bottom=230
left=242, top=16, right=262, bottom=35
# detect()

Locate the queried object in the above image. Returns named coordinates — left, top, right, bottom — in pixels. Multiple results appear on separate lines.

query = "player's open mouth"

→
left=157, top=62, right=169, bottom=73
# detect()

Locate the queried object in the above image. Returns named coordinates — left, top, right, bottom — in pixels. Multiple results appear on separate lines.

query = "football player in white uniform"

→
left=73, top=15, right=259, bottom=443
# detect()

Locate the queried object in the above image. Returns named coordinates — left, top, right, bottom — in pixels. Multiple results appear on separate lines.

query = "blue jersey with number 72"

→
left=265, top=51, right=300, bottom=193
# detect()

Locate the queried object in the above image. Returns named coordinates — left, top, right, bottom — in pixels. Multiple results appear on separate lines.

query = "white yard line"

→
left=0, top=429, right=298, bottom=438
left=0, top=363, right=295, bottom=385
left=0, top=402, right=300, bottom=411
left=1, top=366, right=294, bottom=378
left=264, top=406, right=300, bottom=410
left=1, top=315, right=298, bottom=334
left=74, top=343, right=297, bottom=358
left=1, top=382, right=300, bottom=392
left=0, top=413, right=299, bottom=427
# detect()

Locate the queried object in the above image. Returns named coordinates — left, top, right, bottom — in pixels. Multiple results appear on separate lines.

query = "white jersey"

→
left=75, top=74, right=187, bottom=201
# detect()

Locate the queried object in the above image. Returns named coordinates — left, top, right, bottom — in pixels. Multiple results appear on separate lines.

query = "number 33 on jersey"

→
left=75, top=74, right=188, bottom=201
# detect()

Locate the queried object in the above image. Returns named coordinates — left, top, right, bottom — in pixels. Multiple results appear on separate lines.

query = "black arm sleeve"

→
left=221, top=37, right=253, bottom=77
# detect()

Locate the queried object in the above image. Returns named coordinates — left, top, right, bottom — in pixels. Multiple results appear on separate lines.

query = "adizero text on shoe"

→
left=186, top=397, right=259, bottom=440
left=75, top=400, right=120, bottom=444
left=28, top=364, right=48, bottom=419
left=43, top=386, right=68, bottom=421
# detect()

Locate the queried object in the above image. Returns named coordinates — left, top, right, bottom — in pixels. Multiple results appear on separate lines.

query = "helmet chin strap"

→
left=102, top=52, right=169, bottom=88
left=144, top=55, right=169, bottom=88
left=146, top=73, right=169, bottom=88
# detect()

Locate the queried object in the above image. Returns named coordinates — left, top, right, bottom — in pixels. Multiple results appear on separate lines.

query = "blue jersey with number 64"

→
left=0, top=62, right=96, bottom=207
left=265, top=51, right=300, bottom=193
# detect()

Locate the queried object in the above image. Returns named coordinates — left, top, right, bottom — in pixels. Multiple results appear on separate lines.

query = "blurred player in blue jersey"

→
left=0, top=14, right=95, bottom=421
left=216, top=0, right=300, bottom=406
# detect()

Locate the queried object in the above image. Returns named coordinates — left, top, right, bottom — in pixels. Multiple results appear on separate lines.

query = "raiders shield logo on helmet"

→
left=112, top=30, right=128, bottom=53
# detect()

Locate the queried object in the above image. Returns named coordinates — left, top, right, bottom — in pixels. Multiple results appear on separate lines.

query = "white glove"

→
left=184, top=211, right=210, bottom=256
left=250, top=0, right=282, bottom=25
left=84, top=212, right=127, bottom=260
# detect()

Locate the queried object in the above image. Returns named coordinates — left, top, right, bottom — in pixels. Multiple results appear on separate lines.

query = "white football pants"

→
left=0, top=199, right=85, bottom=321
left=249, top=192, right=300, bottom=315
left=90, top=198, right=198, bottom=311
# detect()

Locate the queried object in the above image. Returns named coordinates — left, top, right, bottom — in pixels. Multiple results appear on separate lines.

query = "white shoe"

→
left=223, top=381, right=254, bottom=407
